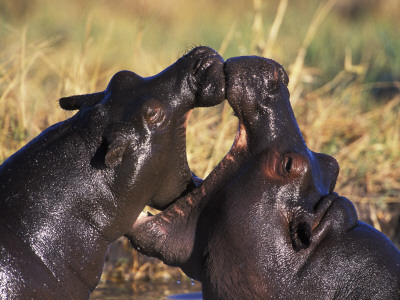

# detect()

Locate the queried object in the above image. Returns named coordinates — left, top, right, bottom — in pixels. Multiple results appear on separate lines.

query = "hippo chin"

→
left=127, top=56, right=400, bottom=299
left=0, top=46, right=225, bottom=300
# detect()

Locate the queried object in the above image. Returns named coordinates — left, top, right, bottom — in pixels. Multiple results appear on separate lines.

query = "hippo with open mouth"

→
left=127, top=56, right=400, bottom=299
left=0, top=46, right=225, bottom=299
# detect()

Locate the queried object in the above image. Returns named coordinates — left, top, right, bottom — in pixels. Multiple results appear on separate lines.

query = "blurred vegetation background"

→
left=1, top=0, right=399, bottom=298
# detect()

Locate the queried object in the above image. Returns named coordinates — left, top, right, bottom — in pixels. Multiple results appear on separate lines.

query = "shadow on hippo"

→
left=0, top=46, right=225, bottom=299
left=127, top=56, right=400, bottom=300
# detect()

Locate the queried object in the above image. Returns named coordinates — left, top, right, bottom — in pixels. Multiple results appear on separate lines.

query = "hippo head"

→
left=59, top=46, right=225, bottom=215
left=224, top=56, right=340, bottom=250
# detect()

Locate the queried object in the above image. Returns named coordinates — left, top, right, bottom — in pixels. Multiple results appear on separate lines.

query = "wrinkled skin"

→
left=0, top=46, right=225, bottom=300
left=127, top=56, right=400, bottom=299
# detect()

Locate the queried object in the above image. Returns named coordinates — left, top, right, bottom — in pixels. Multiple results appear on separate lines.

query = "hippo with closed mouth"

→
left=127, top=56, right=400, bottom=299
left=0, top=46, right=225, bottom=299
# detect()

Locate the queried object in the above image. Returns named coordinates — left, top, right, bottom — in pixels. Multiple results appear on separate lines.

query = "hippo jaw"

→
left=140, top=46, right=226, bottom=209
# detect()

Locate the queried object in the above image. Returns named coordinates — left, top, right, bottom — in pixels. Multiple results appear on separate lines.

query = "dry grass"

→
left=1, top=0, right=399, bottom=289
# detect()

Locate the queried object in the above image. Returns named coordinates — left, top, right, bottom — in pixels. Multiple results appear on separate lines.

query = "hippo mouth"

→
left=311, top=192, right=358, bottom=234
left=312, top=192, right=341, bottom=226
left=316, top=193, right=347, bottom=216
left=223, top=56, right=288, bottom=123
left=187, top=47, right=226, bottom=108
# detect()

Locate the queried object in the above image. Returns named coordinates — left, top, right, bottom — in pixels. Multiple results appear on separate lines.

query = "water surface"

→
left=90, top=279, right=202, bottom=300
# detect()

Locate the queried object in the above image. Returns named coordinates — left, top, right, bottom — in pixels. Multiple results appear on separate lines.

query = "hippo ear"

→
left=59, top=92, right=104, bottom=111
left=273, top=61, right=289, bottom=86
left=104, top=139, right=127, bottom=168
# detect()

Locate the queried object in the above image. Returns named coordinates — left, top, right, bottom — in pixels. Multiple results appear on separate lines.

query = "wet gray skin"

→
left=127, top=56, right=400, bottom=300
left=0, top=46, right=225, bottom=300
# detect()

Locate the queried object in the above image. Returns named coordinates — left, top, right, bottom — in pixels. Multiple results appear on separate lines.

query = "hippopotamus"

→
left=0, top=46, right=225, bottom=300
left=127, top=56, right=400, bottom=299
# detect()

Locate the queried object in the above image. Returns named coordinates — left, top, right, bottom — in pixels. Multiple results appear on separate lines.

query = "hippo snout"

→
left=224, top=56, right=288, bottom=124
left=186, top=46, right=226, bottom=107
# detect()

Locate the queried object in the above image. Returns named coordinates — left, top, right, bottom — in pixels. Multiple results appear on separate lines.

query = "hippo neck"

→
left=0, top=120, right=114, bottom=297
left=0, top=214, right=108, bottom=299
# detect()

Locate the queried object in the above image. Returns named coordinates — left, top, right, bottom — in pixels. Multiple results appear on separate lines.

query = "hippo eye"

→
left=142, top=100, right=167, bottom=129
left=283, top=156, right=292, bottom=174
left=147, top=107, right=162, bottom=122
left=145, top=106, right=165, bottom=125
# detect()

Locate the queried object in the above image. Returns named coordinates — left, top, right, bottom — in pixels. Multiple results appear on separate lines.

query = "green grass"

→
left=1, top=0, right=399, bottom=284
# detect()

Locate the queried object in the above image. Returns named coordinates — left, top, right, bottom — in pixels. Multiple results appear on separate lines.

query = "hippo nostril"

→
left=190, top=53, right=225, bottom=108
left=193, top=56, right=218, bottom=76
left=193, top=59, right=203, bottom=74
